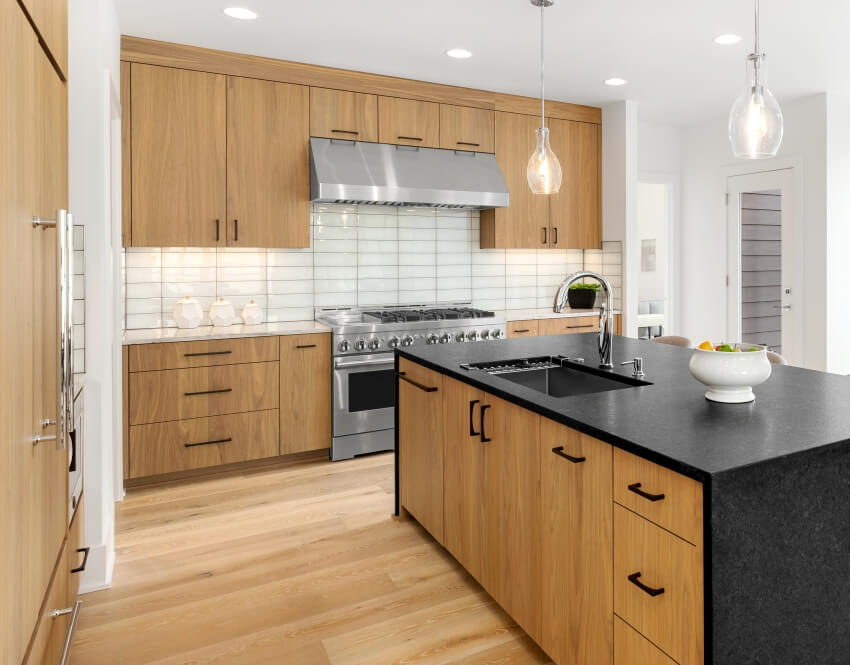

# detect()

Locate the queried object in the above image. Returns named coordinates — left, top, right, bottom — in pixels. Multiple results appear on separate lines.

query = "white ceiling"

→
left=115, top=0, right=850, bottom=125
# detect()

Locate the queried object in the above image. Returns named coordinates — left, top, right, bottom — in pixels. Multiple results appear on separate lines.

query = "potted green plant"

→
left=567, top=282, right=600, bottom=309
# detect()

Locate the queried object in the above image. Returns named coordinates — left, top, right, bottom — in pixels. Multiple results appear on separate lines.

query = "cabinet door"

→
left=549, top=119, right=601, bottom=249
left=378, top=96, right=439, bottom=148
left=479, top=112, right=549, bottom=248
left=19, top=0, right=67, bottom=78
left=121, top=60, right=131, bottom=247
left=440, top=105, right=495, bottom=153
left=131, top=64, right=226, bottom=247
left=442, top=376, right=487, bottom=582
left=541, top=419, right=613, bottom=665
left=398, top=359, right=444, bottom=541
left=279, top=334, right=331, bottom=454
left=483, top=394, right=542, bottom=642
left=227, top=77, right=309, bottom=248
left=310, top=88, right=378, bottom=142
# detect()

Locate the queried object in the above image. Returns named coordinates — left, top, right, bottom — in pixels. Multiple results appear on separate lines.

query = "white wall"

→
left=68, top=0, right=121, bottom=591
left=679, top=94, right=827, bottom=368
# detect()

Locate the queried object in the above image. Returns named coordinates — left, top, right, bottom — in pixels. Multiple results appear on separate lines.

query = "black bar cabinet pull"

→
left=568, top=325, right=596, bottom=330
left=513, top=328, right=530, bottom=333
left=215, top=218, right=220, bottom=242
left=628, top=572, right=665, bottom=597
left=70, top=547, right=90, bottom=574
left=183, top=350, right=232, bottom=358
left=553, top=227, right=559, bottom=244
left=234, top=219, right=238, bottom=241
left=552, top=446, right=586, bottom=463
left=184, top=437, right=232, bottom=448
left=628, top=482, right=666, bottom=502
left=479, top=404, right=492, bottom=443
left=396, top=371, right=438, bottom=393
left=542, top=227, right=548, bottom=244
left=332, top=129, right=359, bottom=135
left=457, top=141, right=480, bottom=147
left=184, top=388, right=232, bottom=397
left=295, top=344, right=317, bottom=349
left=469, top=400, right=480, bottom=436
left=397, top=136, right=423, bottom=141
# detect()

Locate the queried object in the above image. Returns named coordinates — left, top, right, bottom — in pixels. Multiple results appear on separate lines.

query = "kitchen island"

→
left=394, top=333, right=850, bottom=665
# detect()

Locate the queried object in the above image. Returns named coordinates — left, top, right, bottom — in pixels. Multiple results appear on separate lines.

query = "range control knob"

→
left=426, top=333, right=439, bottom=345
left=368, top=337, right=382, bottom=351
left=439, top=333, right=452, bottom=344
left=491, top=329, right=504, bottom=339
left=455, top=331, right=467, bottom=343
left=480, top=329, right=491, bottom=340
left=387, top=336, right=400, bottom=349
left=353, top=338, right=367, bottom=351
left=468, top=330, right=480, bottom=342
left=338, top=339, right=350, bottom=352
left=401, top=335, right=415, bottom=347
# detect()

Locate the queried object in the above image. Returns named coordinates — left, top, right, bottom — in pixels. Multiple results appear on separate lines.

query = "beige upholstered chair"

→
left=766, top=350, right=788, bottom=365
left=652, top=335, right=692, bottom=348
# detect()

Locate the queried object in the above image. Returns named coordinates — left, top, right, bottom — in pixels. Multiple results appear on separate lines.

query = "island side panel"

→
left=710, top=443, right=850, bottom=665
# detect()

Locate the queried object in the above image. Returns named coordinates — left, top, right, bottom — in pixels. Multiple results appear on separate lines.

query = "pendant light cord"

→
left=752, top=0, right=761, bottom=88
left=754, top=0, right=760, bottom=56
left=540, top=3, right=545, bottom=127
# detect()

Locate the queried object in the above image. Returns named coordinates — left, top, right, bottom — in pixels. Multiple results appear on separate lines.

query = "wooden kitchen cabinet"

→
left=130, top=63, right=226, bottom=247
left=398, top=358, right=444, bottom=541
left=310, top=87, right=378, bottom=142
left=279, top=333, right=331, bottom=455
left=227, top=77, right=310, bottom=247
left=19, top=0, right=68, bottom=78
left=507, top=319, right=539, bottom=338
left=549, top=119, right=601, bottom=249
left=480, top=112, right=549, bottom=248
left=615, top=617, right=677, bottom=665
left=539, top=315, right=600, bottom=336
left=378, top=96, right=439, bottom=148
left=439, top=104, right=495, bottom=153
left=541, top=419, right=613, bottom=665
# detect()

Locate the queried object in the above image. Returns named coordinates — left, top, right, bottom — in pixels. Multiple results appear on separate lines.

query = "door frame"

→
left=725, top=162, right=803, bottom=364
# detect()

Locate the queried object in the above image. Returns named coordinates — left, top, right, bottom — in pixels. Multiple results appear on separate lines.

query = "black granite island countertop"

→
left=396, top=334, right=850, bottom=665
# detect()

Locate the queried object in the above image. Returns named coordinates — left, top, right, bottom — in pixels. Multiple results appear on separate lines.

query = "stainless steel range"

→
left=316, top=305, right=507, bottom=461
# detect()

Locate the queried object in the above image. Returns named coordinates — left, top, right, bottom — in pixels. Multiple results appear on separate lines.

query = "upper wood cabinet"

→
left=378, top=96, right=439, bottom=148
left=480, top=112, right=549, bottom=248
left=19, top=0, right=68, bottom=78
left=440, top=105, right=495, bottom=153
left=550, top=118, right=601, bottom=249
left=130, top=64, right=227, bottom=247
left=310, top=87, right=378, bottom=142
left=120, top=61, right=132, bottom=248
left=227, top=77, right=310, bottom=248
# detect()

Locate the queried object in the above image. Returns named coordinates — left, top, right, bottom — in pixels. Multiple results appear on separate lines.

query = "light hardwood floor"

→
left=70, top=452, right=551, bottom=665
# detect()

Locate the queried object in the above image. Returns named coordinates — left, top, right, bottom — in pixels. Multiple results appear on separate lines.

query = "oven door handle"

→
left=334, top=357, right=396, bottom=369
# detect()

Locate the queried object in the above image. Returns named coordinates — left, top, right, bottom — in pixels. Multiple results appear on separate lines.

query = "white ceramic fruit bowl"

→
left=688, top=343, right=772, bottom=403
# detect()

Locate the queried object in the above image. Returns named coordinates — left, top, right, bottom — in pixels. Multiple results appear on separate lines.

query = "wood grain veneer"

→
left=310, top=87, right=378, bottom=142
left=506, top=320, right=539, bottom=338
left=120, top=60, right=131, bottom=246
left=439, top=104, right=495, bottom=153
left=615, top=617, right=678, bottom=665
left=129, top=336, right=279, bottom=372
left=279, top=333, right=331, bottom=455
left=538, top=315, right=600, bottom=336
left=378, top=96, right=440, bottom=148
left=22, top=543, right=68, bottom=665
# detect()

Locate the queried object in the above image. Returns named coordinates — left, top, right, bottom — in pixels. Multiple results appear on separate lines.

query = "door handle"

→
left=552, top=446, right=586, bottom=463
left=553, top=227, right=559, bottom=244
left=542, top=227, right=547, bottom=244
left=334, top=358, right=394, bottom=369
left=70, top=547, right=90, bottom=574
left=479, top=404, right=491, bottom=443
left=396, top=372, right=438, bottom=393
left=233, top=219, right=238, bottom=242
left=628, top=572, right=665, bottom=597
left=628, top=482, right=665, bottom=502
left=468, top=400, right=480, bottom=436
left=773, top=304, right=792, bottom=310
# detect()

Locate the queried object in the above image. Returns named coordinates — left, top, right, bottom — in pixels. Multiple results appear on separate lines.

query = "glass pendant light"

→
left=527, top=0, right=562, bottom=194
left=729, top=0, right=783, bottom=159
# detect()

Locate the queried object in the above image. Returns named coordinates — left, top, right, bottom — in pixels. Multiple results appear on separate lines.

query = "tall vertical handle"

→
left=215, top=219, right=220, bottom=242
left=479, top=404, right=491, bottom=443
left=542, top=227, right=548, bottom=245
left=468, top=400, right=480, bottom=436
left=234, top=219, right=239, bottom=242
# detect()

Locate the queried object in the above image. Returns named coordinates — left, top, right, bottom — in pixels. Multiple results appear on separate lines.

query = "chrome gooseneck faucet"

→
left=553, top=271, right=614, bottom=368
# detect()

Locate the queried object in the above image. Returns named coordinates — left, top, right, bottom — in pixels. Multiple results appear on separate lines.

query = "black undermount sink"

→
left=463, top=356, right=651, bottom=398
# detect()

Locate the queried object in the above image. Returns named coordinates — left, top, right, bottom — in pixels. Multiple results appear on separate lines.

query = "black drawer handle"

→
left=628, top=572, right=665, bottom=597
left=552, top=446, right=586, bottom=463
left=628, top=482, right=666, bottom=502
left=332, top=129, right=359, bottom=135
left=183, top=350, right=232, bottom=358
left=184, top=388, right=232, bottom=397
left=513, top=328, right=531, bottom=333
left=398, top=136, right=423, bottom=141
left=469, top=399, right=480, bottom=436
left=71, top=547, right=90, bottom=574
left=396, top=371, right=438, bottom=393
left=295, top=344, right=317, bottom=349
left=568, top=324, right=596, bottom=330
left=480, top=404, right=491, bottom=443
left=184, top=437, right=232, bottom=448
left=457, top=141, right=480, bottom=147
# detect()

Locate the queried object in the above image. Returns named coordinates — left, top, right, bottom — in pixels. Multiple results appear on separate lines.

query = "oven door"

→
left=333, top=352, right=396, bottom=437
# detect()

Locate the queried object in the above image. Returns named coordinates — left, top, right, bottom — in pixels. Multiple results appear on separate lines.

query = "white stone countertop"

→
left=122, top=320, right=331, bottom=345
left=502, top=308, right=621, bottom=321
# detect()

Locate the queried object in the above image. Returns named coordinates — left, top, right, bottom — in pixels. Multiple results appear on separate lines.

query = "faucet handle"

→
left=620, top=357, right=645, bottom=378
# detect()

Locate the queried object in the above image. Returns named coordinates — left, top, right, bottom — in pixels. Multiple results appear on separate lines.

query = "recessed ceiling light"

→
left=714, top=33, right=742, bottom=45
left=445, top=48, right=472, bottom=59
left=223, top=7, right=257, bottom=20
left=604, top=78, right=627, bottom=87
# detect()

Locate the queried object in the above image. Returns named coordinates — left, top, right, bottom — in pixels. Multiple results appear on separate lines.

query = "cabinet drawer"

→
left=25, top=544, right=69, bottom=665
left=507, top=320, right=539, bottom=338
left=614, top=616, right=677, bottom=665
left=310, top=87, right=378, bottom=142
left=614, top=448, right=703, bottom=545
left=129, top=336, right=279, bottom=371
left=129, top=410, right=280, bottom=477
left=68, top=497, right=86, bottom=601
left=439, top=104, right=495, bottom=153
left=538, top=315, right=599, bottom=336
left=129, top=361, right=279, bottom=425
left=614, top=505, right=704, bottom=665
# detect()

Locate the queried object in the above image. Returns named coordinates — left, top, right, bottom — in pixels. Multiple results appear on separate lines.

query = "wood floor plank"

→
left=71, top=452, right=551, bottom=665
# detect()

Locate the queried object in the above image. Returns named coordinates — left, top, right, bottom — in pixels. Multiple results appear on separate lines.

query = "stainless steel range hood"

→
left=309, top=137, right=509, bottom=210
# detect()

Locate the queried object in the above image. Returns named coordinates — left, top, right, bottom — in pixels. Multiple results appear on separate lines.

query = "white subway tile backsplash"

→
left=122, top=205, right=624, bottom=329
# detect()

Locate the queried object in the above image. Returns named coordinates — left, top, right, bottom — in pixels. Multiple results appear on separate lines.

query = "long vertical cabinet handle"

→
left=215, top=219, right=220, bottom=242
left=234, top=219, right=238, bottom=242
left=468, top=400, right=480, bottom=436
left=64, top=212, right=74, bottom=450
left=52, top=600, right=82, bottom=665
left=479, top=404, right=492, bottom=443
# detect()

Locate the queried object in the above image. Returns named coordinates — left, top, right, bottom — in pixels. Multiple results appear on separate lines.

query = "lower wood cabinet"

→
left=398, top=361, right=705, bottom=665
left=507, top=319, right=539, bottom=338
left=539, top=315, right=600, bottom=336
left=279, top=333, right=331, bottom=455
left=25, top=544, right=69, bottom=665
